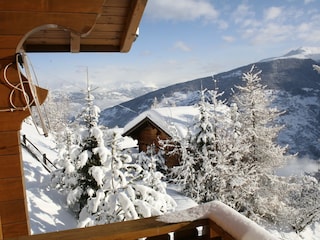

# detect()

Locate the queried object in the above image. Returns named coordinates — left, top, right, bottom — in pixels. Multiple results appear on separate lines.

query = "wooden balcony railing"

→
left=1, top=217, right=232, bottom=240
left=0, top=201, right=276, bottom=240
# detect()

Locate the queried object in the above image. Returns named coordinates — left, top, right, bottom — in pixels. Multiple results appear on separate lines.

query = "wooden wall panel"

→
left=0, top=178, right=25, bottom=202
left=0, top=132, right=20, bottom=156
left=0, top=200, right=27, bottom=224
left=2, top=222, right=29, bottom=239
left=0, top=129, right=29, bottom=238
left=0, top=155, right=22, bottom=179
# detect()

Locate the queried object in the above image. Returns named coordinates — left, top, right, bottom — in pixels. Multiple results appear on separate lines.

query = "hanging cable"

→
left=1, top=52, right=50, bottom=137
left=0, top=62, right=33, bottom=112
left=18, top=52, right=49, bottom=137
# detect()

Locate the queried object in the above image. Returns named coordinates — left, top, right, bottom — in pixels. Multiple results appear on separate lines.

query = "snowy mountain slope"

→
left=100, top=57, right=320, bottom=160
left=261, top=46, right=320, bottom=62
left=100, top=58, right=320, bottom=127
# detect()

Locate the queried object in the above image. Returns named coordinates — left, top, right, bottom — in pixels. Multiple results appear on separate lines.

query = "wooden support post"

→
left=0, top=56, right=47, bottom=239
left=0, top=216, right=3, bottom=240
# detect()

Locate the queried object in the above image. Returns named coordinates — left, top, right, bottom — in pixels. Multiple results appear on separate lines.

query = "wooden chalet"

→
left=123, top=114, right=171, bottom=153
left=122, top=106, right=198, bottom=168
left=122, top=112, right=179, bottom=167
left=0, top=1, right=276, bottom=240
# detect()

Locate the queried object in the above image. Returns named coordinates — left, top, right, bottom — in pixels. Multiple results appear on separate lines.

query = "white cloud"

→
left=217, top=20, right=229, bottom=30
left=173, top=41, right=191, bottom=52
left=231, top=2, right=320, bottom=46
left=264, top=6, right=282, bottom=21
left=304, top=0, right=315, bottom=4
left=145, top=0, right=219, bottom=22
left=222, top=36, right=235, bottom=43
left=232, top=3, right=255, bottom=24
left=245, top=22, right=293, bottom=45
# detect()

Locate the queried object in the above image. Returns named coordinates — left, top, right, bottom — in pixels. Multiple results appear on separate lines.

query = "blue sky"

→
left=29, top=0, right=320, bottom=91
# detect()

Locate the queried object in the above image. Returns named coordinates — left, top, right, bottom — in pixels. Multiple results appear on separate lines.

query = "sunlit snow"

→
left=21, top=120, right=319, bottom=239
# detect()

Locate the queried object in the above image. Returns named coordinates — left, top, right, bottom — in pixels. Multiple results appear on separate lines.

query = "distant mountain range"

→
left=49, top=85, right=157, bottom=115
left=99, top=47, right=320, bottom=160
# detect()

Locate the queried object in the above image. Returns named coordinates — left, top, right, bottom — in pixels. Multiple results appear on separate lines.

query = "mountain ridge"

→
left=261, top=46, right=320, bottom=62
left=99, top=57, right=320, bottom=160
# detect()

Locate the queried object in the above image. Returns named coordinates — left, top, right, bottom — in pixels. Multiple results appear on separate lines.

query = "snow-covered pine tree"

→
left=78, top=131, right=176, bottom=227
left=287, top=175, right=320, bottom=232
left=134, top=144, right=167, bottom=193
left=230, top=65, right=289, bottom=221
left=164, top=123, right=192, bottom=183
left=178, top=88, right=216, bottom=202
left=172, top=83, right=232, bottom=203
left=233, top=65, right=287, bottom=171
left=53, top=81, right=176, bottom=227
left=52, top=83, right=104, bottom=215
left=51, top=126, right=79, bottom=196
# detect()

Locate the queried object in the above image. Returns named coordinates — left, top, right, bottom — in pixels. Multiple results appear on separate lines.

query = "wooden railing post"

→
left=22, top=135, right=26, bottom=146
left=43, top=154, right=47, bottom=166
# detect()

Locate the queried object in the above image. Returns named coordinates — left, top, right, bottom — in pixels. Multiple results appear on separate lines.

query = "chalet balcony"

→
left=0, top=201, right=276, bottom=240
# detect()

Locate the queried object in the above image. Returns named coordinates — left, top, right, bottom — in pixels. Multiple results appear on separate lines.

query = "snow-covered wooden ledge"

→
left=0, top=201, right=276, bottom=240
left=158, top=200, right=277, bottom=240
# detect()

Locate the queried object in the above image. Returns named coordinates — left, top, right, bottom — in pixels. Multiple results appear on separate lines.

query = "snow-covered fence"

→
left=21, top=134, right=57, bottom=173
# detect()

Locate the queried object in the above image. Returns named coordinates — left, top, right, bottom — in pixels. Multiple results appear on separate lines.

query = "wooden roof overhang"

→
left=0, top=0, right=147, bottom=56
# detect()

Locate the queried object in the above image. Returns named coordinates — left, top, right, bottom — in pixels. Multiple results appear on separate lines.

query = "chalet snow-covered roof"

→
left=122, top=106, right=199, bottom=139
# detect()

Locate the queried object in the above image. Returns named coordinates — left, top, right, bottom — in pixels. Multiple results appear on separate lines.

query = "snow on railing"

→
left=158, top=200, right=277, bottom=240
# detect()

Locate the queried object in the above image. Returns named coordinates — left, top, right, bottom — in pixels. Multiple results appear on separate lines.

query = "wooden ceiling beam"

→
left=0, top=12, right=99, bottom=35
left=0, top=0, right=104, bottom=13
left=70, top=32, right=81, bottom=53
left=120, top=0, right=147, bottom=52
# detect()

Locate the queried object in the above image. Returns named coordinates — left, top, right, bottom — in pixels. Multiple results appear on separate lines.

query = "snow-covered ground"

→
left=21, top=121, right=319, bottom=239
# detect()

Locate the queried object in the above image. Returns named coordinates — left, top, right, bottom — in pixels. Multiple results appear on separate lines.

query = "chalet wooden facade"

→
left=123, top=116, right=171, bottom=153
left=122, top=106, right=198, bottom=168
left=122, top=114, right=181, bottom=167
